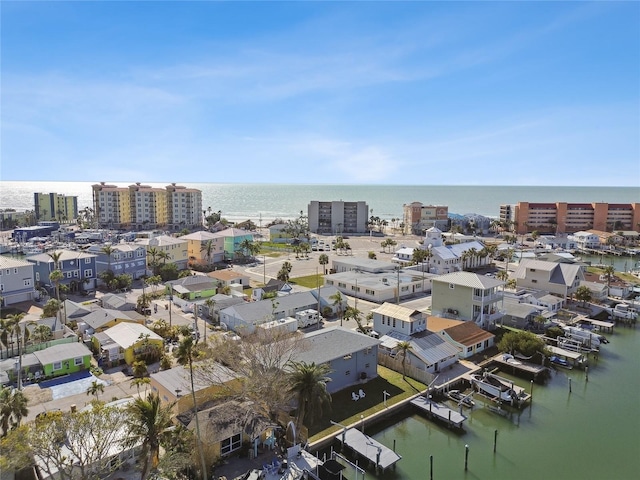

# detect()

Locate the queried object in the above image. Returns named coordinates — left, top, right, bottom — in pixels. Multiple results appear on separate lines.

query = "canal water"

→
left=356, top=326, right=640, bottom=480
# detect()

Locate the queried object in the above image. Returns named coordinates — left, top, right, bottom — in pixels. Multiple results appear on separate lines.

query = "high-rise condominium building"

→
left=34, top=192, right=78, bottom=222
left=308, top=201, right=369, bottom=234
left=92, top=182, right=202, bottom=230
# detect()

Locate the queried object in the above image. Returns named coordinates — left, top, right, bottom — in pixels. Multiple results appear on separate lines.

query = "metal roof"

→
left=33, top=342, right=92, bottom=365
left=434, top=271, right=504, bottom=289
left=291, top=327, right=380, bottom=365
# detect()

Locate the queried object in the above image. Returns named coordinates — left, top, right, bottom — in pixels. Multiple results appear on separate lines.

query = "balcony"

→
left=472, top=292, right=503, bottom=303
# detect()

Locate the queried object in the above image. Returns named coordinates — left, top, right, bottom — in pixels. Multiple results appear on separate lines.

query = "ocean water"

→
left=0, top=181, right=637, bottom=224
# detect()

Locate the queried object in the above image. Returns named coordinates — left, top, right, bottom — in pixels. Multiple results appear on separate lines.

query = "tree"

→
left=173, top=335, right=208, bottom=479
left=147, top=247, right=160, bottom=273
left=0, top=386, right=28, bottom=437
left=132, top=360, right=148, bottom=378
left=286, top=361, right=332, bottom=438
left=343, top=306, right=367, bottom=333
left=86, top=380, right=104, bottom=401
left=575, top=285, right=592, bottom=307
left=368, top=251, right=377, bottom=260
left=318, top=253, right=329, bottom=274
left=498, top=331, right=548, bottom=358
left=125, top=393, right=176, bottom=480
left=6, top=403, right=130, bottom=480
left=200, top=240, right=215, bottom=266
left=396, top=341, right=412, bottom=379
left=277, top=261, right=292, bottom=282
left=131, top=377, right=151, bottom=395
left=330, top=291, right=346, bottom=326
left=101, top=244, right=115, bottom=272
left=602, top=265, right=616, bottom=289
left=49, top=269, right=64, bottom=306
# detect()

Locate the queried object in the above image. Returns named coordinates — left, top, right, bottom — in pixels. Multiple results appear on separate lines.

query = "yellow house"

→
left=150, top=362, right=241, bottom=414
left=181, top=231, right=226, bottom=265
left=137, top=235, right=189, bottom=270
left=80, top=308, right=145, bottom=333
left=92, top=323, right=163, bottom=366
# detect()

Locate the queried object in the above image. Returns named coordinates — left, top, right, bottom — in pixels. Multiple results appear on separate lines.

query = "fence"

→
left=377, top=353, right=436, bottom=385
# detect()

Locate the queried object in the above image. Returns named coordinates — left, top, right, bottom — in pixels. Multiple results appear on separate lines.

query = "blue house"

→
left=27, top=249, right=98, bottom=294
left=88, top=243, right=147, bottom=281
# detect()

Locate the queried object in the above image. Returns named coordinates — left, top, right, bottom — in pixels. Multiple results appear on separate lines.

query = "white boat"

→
left=446, top=389, right=475, bottom=408
left=562, top=326, right=605, bottom=348
left=471, top=372, right=523, bottom=404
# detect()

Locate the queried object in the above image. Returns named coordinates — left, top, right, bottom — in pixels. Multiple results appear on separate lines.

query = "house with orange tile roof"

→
left=427, top=316, right=495, bottom=359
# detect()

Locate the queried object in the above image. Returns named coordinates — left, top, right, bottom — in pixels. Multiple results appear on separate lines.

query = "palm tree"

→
left=200, top=240, right=215, bottom=266
left=47, top=251, right=63, bottom=270
left=396, top=341, right=412, bottom=379
left=575, top=285, right=592, bottom=307
left=0, top=386, right=28, bottom=437
left=174, top=335, right=207, bottom=478
left=125, top=392, right=175, bottom=480
left=86, top=380, right=104, bottom=401
left=277, top=261, right=292, bottom=282
left=147, top=247, right=160, bottom=272
left=49, top=269, right=64, bottom=305
left=29, top=324, right=52, bottom=345
left=6, top=313, right=26, bottom=387
left=286, top=361, right=332, bottom=438
left=131, top=377, right=151, bottom=395
left=204, top=297, right=216, bottom=334
left=101, top=244, right=115, bottom=272
left=603, top=265, right=616, bottom=290
left=157, top=250, right=171, bottom=265
left=330, top=291, right=345, bottom=326
left=318, top=254, right=329, bottom=274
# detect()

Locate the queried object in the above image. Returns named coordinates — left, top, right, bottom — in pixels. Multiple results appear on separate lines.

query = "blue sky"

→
left=1, top=1, right=638, bottom=186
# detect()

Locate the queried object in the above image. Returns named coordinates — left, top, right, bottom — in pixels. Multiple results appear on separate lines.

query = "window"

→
left=220, top=433, right=242, bottom=455
left=0, top=284, right=3, bottom=291
left=476, top=343, right=482, bottom=349
left=13, top=268, right=18, bottom=274
left=35, top=272, right=40, bottom=281
left=365, top=363, right=370, bottom=368
left=532, top=279, right=537, bottom=283
left=466, top=347, right=473, bottom=353
left=85, top=258, right=91, bottom=264
left=449, top=283, right=455, bottom=289
left=343, top=354, right=352, bottom=360
left=66, top=272, right=73, bottom=278
left=84, top=269, right=93, bottom=278
left=53, top=362, right=62, bottom=371
left=74, top=357, right=84, bottom=366
left=24, top=279, right=31, bottom=287
left=345, top=370, right=351, bottom=376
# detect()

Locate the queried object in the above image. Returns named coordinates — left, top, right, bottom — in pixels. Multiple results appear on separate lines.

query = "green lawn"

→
left=307, top=366, right=427, bottom=442
left=290, top=274, right=325, bottom=289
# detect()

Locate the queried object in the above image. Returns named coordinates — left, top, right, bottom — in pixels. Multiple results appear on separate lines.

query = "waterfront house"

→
left=426, top=316, right=495, bottom=359
left=27, top=249, right=98, bottom=295
left=179, top=400, right=274, bottom=468
left=150, top=362, right=240, bottom=414
left=378, top=330, right=459, bottom=375
left=371, top=302, right=427, bottom=337
left=431, top=272, right=504, bottom=329
left=0, top=256, right=36, bottom=305
left=166, top=275, right=219, bottom=300
left=291, top=326, right=380, bottom=392
left=568, top=231, right=601, bottom=250
left=181, top=230, right=226, bottom=265
left=92, top=323, right=163, bottom=366
left=579, top=279, right=609, bottom=302
left=87, top=242, right=147, bottom=280
left=513, top=259, right=584, bottom=300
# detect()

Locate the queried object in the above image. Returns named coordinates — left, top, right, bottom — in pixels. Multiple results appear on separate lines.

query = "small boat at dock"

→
left=471, top=372, right=528, bottom=406
left=446, top=390, right=475, bottom=408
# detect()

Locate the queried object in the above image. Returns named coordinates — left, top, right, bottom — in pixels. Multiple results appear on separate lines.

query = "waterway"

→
left=353, top=326, right=640, bottom=480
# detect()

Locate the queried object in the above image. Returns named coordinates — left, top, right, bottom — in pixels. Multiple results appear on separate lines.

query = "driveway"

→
left=39, top=370, right=110, bottom=400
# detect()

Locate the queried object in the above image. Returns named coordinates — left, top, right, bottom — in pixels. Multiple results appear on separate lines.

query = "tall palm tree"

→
left=125, top=392, right=175, bottom=480
left=6, top=313, right=27, bottom=388
left=318, top=254, right=329, bottom=274
left=146, top=247, right=160, bottom=272
left=47, top=251, right=63, bottom=270
left=0, top=386, right=28, bottom=437
left=286, top=361, right=332, bottom=438
left=101, top=244, right=115, bottom=272
left=201, top=240, right=215, bottom=266
left=174, top=335, right=207, bottom=479
left=157, top=250, right=171, bottom=265
left=603, top=265, right=616, bottom=290
left=86, top=380, right=104, bottom=401
left=329, top=291, right=346, bottom=326
left=396, top=341, right=412, bottom=379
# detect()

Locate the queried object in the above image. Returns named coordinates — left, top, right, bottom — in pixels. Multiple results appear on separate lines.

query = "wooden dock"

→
left=410, top=396, right=467, bottom=428
left=492, top=353, right=548, bottom=380
left=335, top=427, right=402, bottom=472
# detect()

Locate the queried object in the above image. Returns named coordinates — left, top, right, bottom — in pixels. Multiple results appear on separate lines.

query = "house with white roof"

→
left=92, top=322, right=163, bottom=366
left=568, top=231, right=601, bottom=250
left=87, top=242, right=147, bottom=280
left=378, top=330, right=459, bottom=374
left=137, top=235, right=189, bottom=270
left=0, top=256, right=35, bottom=305
left=371, top=302, right=427, bottom=337
left=324, top=269, right=430, bottom=304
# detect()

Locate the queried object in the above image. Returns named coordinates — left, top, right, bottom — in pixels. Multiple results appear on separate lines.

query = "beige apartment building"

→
left=403, top=202, right=449, bottom=234
left=92, top=182, right=202, bottom=230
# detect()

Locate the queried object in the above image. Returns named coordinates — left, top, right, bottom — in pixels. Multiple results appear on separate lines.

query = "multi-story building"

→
left=87, top=243, right=148, bottom=280
left=27, top=249, right=98, bottom=295
left=0, top=257, right=36, bottom=305
left=499, top=204, right=513, bottom=228
left=402, top=202, right=449, bottom=234
left=512, top=202, right=640, bottom=235
left=92, top=182, right=202, bottom=230
left=308, top=200, right=369, bottom=234
left=431, top=272, right=504, bottom=330
left=34, top=192, right=78, bottom=222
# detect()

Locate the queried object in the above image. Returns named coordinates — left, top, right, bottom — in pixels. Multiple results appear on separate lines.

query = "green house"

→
left=32, top=342, right=92, bottom=378
left=166, top=276, right=219, bottom=300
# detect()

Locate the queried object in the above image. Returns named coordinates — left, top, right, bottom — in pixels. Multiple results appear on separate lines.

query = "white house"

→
left=371, top=302, right=427, bottom=337
left=568, top=231, right=601, bottom=250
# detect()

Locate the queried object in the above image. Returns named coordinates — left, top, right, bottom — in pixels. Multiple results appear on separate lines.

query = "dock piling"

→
left=430, top=455, right=433, bottom=480
left=585, top=366, right=589, bottom=382
left=464, top=444, right=469, bottom=471
left=493, top=429, right=498, bottom=453
left=530, top=380, right=534, bottom=400
left=569, top=378, right=572, bottom=393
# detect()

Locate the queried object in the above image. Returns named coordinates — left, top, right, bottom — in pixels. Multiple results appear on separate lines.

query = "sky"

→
left=1, top=1, right=639, bottom=186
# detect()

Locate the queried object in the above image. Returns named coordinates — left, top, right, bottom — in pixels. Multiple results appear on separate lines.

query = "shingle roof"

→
left=27, top=250, right=96, bottom=263
left=291, top=326, right=380, bottom=365
left=0, top=256, right=32, bottom=268
left=151, top=363, right=237, bottom=395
